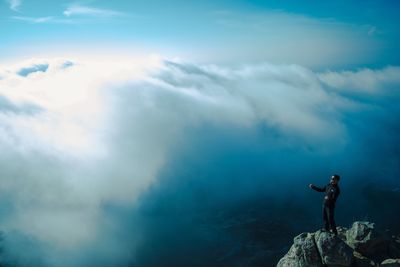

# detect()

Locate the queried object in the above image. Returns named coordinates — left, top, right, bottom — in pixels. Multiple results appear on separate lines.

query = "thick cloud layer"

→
left=0, top=57, right=399, bottom=266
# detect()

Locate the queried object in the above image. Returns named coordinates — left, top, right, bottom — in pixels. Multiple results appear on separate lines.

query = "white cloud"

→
left=6, top=0, right=21, bottom=11
left=63, top=4, right=125, bottom=18
left=318, top=66, right=400, bottom=94
left=9, top=4, right=127, bottom=25
left=0, top=55, right=398, bottom=265
left=11, top=16, right=55, bottom=23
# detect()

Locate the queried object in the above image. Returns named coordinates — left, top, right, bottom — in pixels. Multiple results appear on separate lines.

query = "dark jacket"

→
left=311, top=183, right=340, bottom=207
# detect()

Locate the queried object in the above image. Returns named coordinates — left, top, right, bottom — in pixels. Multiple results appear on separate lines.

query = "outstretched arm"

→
left=309, top=184, right=326, bottom=192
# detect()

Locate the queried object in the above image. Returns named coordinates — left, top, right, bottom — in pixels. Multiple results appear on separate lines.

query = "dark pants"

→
left=323, top=204, right=337, bottom=234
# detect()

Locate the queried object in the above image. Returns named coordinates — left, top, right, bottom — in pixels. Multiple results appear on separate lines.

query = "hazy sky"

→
left=1, top=0, right=400, bottom=68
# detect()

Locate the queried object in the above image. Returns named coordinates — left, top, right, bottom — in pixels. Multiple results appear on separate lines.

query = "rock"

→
left=352, top=251, right=376, bottom=267
left=314, top=230, right=353, bottom=266
left=346, top=221, right=390, bottom=262
left=381, top=259, right=400, bottom=266
left=277, top=231, right=353, bottom=267
left=277, top=222, right=399, bottom=267
left=389, top=240, right=400, bottom=259
left=336, top=226, right=348, bottom=242
left=277, top=232, right=323, bottom=267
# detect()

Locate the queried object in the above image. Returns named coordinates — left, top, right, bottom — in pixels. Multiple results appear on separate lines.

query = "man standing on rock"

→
left=309, top=174, right=341, bottom=235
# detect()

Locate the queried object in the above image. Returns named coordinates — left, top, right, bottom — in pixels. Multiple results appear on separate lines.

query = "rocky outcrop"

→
left=346, top=221, right=391, bottom=262
left=352, top=251, right=376, bottom=267
left=314, top=230, right=353, bottom=266
left=381, top=259, right=400, bottom=266
left=277, top=221, right=400, bottom=267
left=276, top=232, right=323, bottom=267
left=277, top=230, right=352, bottom=267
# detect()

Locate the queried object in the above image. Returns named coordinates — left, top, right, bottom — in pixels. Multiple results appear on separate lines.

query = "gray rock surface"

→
left=352, top=251, right=376, bottom=267
left=381, top=259, right=400, bottom=266
left=277, top=230, right=352, bottom=267
left=314, top=230, right=353, bottom=266
left=277, top=222, right=400, bottom=267
left=337, top=226, right=348, bottom=242
left=277, top=232, right=323, bottom=267
left=346, top=221, right=391, bottom=262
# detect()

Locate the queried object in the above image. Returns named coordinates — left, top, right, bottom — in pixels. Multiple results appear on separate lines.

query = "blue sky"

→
left=1, top=0, right=399, bottom=68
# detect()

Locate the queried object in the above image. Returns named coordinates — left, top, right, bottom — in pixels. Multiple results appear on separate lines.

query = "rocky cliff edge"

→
left=277, top=221, right=400, bottom=267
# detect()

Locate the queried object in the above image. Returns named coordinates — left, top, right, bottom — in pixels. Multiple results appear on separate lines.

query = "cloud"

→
left=9, top=5, right=126, bottom=25
left=63, top=5, right=125, bottom=18
left=11, top=16, right=55, bottom=24
left=0, top=56, right=399, bottom=266
left=6, top=0, right=21, bottom=11
left=318, top=66, right=400, bottom=95
left=0, top=95, right=42, bottom=115
left=10, top=15, right=99, bottom=25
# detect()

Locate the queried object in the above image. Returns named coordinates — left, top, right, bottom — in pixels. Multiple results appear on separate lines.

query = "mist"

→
left=0, top=57, right=399, bottom=266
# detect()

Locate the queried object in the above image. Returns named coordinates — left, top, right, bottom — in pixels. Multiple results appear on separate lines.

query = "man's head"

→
left=330, top=174, right=340, bottom=185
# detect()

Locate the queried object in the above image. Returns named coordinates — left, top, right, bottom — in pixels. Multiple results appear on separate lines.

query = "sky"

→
left=0, top=1, right=400, bottom=267
left=1, top=0, right=400, bottom=68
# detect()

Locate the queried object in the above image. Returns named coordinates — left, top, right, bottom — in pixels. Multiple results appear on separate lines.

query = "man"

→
left=309, top=174, right=341, bottom=235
